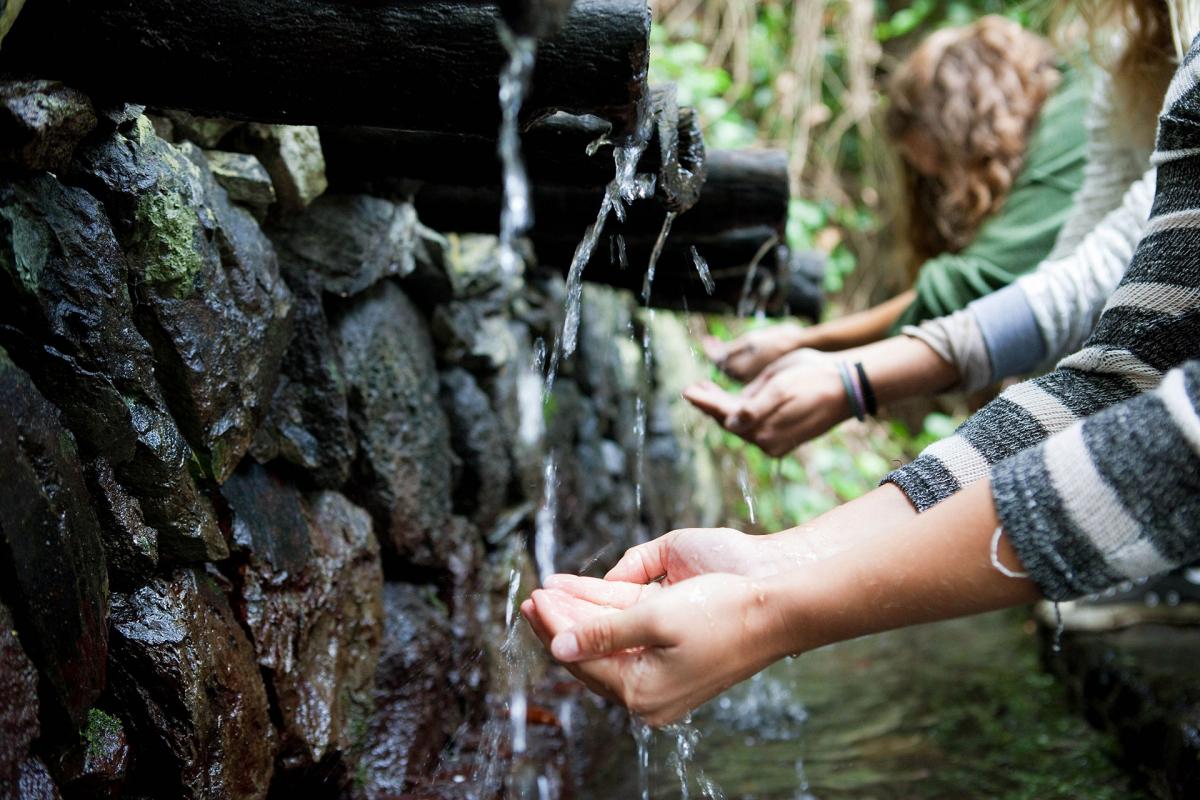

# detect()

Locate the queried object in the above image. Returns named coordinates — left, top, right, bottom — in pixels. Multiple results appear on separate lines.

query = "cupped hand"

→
left=599, top=526, right=807, bottom=586
left=528, top=573, right=785, bottom=726
left=684, top=348, right=849, bottom=456
left=701, top=323, right=806, bottom=382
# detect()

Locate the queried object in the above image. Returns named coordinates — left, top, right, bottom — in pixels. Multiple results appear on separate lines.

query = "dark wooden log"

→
left=321, top=85, right=705, bottom=211
left=0, top=0, right=650, bottom=140
left=625, top=148, right=788, bottom=236
left=408, top=147, right=784, bottom=238
left=500, top=0, right=576, bottom=38
left=531, top=225, right=795, bottom=316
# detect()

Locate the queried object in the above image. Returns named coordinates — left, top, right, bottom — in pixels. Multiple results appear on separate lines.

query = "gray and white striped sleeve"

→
left=885, top=35, right=1200, bottom=511
left=994, top=360, right=1200, bottom=600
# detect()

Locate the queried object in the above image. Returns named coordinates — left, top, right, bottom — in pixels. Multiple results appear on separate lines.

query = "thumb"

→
left=727, top=382, right=783, bottom=432
left=700, top=335, right=728, bottom=364
left=551, top=604, right=673, bottom=663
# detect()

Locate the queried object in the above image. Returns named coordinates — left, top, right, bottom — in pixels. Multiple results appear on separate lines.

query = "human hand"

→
left=599, top=526, right=813, bottom=586
left=526, top=573, right=786, bottom=726
left=684, top=349, right=849, bottom=456
left=701, top=323, right=807, bottom=382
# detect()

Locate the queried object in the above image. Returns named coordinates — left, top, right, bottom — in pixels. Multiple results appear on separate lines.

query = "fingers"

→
left=544, top=574, right=660, bottom=608
left=682, top=381, right=739, bottom=421
left=700, top=335, right=728, bottom=365
left=603, top=533, right=678, bottom=583
left=727, top=383, right=785, bottom=433
left=551, top=603, right=674, bottom=663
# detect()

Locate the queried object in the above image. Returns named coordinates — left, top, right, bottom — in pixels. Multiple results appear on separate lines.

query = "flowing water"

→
left=497, top=25, right=537, bottom=278
left=690, top=246, right=715, bottom=295
left=580, top=611, right=1150, bottom=799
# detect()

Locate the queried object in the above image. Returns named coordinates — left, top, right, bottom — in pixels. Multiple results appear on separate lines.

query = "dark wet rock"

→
left=0, top=602, right=39, bottom=785
left=444, top=528, right=488, bottom=715
left=0, top=80, right=96, bottom=173
left=11, top=757, right=62, bottom=800
left=92, top=103, right=146, bottom=136
left=222, top=465, right=382, bottom=771
left=478, top=320, right=546, bottom=498
left=226, top=124, right=326, bottom=214
left=52, top=708, right=131, bottom=799
left=271, top=195, right=442, bottom=298
left=204, top=150, right=275, bottom=221
left=84, top=459, right=158, bottom=587
left=1046, top=623, right=1200, bottom=797
left=72, top=119, right=292, bottom=484
left=0, top=171, right=224, bottom=560
left=332, top=280, right=455, bottom=569
left=350, top=583, right=462, bottom=799
left=440, top=368, right=512, bottom=532
left=108, top=568, right=277, bottom=800
left=0, top=350, right=108, bottom=732
left=249, top=273, right=355, bottom=489
left=157, top=110, right=239, bottom=148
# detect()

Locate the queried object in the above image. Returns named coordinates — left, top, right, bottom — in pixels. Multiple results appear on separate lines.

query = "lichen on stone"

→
left=82, top=708, right=121, bottom=761
left=0, top=203, right=49, bottom=292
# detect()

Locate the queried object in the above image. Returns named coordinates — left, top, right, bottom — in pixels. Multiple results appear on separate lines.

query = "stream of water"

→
left=497, top=25, right=537, bottom=278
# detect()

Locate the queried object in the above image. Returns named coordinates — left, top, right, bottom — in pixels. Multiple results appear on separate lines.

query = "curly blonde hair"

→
left=885, top=16, right=1061, bottom=262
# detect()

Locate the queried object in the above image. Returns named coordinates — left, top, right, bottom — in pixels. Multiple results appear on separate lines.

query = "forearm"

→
left=769, top=484, right=917, bottom=561
left=760, top=480, right=1040, bottom=659
left=800, top=290, right=917, bottom=351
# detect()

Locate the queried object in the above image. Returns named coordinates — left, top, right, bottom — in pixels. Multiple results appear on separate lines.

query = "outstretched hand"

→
left=701, top=323, right=806, bottom=382
left=523, top=573, right=783, bottom=726
left=684, top=348, right=850, bottom=456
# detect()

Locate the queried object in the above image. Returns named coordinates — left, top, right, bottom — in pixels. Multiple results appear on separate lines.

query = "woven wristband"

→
left=853, top=362, right=878, bottom=416
left=838, top=361, right=865, bottom=421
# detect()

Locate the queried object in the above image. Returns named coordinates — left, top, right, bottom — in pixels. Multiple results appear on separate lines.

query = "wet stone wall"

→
left=0, top=80, right=717, bottom=799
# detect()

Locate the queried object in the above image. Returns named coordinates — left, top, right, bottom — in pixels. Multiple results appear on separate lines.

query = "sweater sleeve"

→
left=994, top=361, right=1200, bottom=601
left=885, top=38, right=1200, bottom=511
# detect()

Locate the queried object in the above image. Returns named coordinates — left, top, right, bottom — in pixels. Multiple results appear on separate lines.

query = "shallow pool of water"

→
left=579, top=610, right=1148, bottom=800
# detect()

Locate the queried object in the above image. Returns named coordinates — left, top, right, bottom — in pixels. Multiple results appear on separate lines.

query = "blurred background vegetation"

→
left=652, top=0, right=1047, bottom=529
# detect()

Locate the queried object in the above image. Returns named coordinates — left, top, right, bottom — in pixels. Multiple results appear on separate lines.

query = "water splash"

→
left=738, top=465, right=756, bottom=525
left=497, top=25, right=537, bottom=277
left=534, top=455, right=558, bottom=584
left=690, top=246, right=716, bottom=295
left=642, top=211, right=678, bottom=302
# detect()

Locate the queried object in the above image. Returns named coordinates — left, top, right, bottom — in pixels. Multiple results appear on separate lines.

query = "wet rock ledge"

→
left=0, top=78, right=719, bottom=799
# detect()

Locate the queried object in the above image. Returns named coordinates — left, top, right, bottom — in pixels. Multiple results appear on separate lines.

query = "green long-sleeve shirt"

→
left=892, top=64, right=1089, bottom=330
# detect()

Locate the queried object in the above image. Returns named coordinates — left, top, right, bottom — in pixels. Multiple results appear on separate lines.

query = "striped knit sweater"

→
left=885, top=37, right=1200, bottom=601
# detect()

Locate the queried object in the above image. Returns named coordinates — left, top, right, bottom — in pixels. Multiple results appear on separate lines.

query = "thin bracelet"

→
left=853, top=362, right=878, bottom=416
left=990, top=526, right=1029, bottom=579
left=838, top=361, right=865, bottom=421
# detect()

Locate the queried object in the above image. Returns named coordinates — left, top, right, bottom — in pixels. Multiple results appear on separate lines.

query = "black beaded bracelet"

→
left=854, top=362, right=878, bottom=416
left=838, top=361, right=865, bottom=422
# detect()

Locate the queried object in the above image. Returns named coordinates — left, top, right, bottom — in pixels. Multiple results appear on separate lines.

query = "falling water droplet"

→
left=1052, top=601, right=1064, bottom=653
left=690, top=246, right=715, bottom=295
left=738, top=465, right=756, bottom=524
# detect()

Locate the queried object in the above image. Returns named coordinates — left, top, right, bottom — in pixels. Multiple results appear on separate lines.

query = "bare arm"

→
left=528, top=479, right=1038, bottom=725
left=798, top=289, right=918, bottom=351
